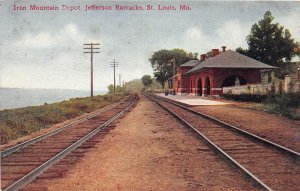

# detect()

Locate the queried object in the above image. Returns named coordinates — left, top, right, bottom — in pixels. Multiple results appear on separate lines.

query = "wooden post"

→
left=84, top=43, right=100, bottom=100
left=110, top=59, right=119, bottom=94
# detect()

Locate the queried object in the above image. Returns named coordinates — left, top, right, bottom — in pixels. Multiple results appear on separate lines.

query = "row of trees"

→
left=107, top=79, right=144, bottom=94
left=107, top=77, right=161, bottom=93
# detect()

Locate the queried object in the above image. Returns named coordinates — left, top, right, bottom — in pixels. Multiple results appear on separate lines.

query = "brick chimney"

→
left=221, top=46, right=226, bottom=52
left=211, top=49, right=220, bottom=57
left=200, top=54, right=206, bottom=61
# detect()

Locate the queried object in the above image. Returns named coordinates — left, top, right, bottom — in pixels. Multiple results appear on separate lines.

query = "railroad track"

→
left=144, top=93, right=300, bottom=191
left=1, top=94, right=132, bottom=158
left=1, top=93, right=137, bottom=191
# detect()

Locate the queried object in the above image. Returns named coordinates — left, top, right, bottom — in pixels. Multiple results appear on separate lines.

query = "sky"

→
left=0, top=1, right=300, bottom=91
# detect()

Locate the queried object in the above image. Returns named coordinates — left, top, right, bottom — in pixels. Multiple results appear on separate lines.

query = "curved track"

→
left=144, top=93, right=300, bottom=191
left=1, top=93, right=137, bottom=191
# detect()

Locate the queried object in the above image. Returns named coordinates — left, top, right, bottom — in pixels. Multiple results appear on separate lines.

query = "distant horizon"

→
left=0, top=87, right=107, bottom=93
left=0, top=87, right=107, bottom=110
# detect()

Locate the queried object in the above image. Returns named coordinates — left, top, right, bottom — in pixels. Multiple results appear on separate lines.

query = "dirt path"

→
left=24, top=94, right=257, bottom=191
left=193, top=104, right=300, bottom=152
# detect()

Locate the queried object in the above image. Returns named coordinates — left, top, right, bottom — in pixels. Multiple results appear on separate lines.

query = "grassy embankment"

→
left=0, top=94, right=126, bottom=144
left=223, top=93, right=300, bottom=120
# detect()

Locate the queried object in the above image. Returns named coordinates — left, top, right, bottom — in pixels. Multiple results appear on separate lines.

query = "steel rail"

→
left=3, top=94, right=137, bottom=191
left=144, top=93, right=272, bottom=191
left=152, top=94, right=300, bottom=158
left=0, top=95, right=131, bottom=158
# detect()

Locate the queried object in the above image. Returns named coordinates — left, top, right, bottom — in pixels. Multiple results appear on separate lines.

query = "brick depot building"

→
left=172, top=48, right=275, bottom=96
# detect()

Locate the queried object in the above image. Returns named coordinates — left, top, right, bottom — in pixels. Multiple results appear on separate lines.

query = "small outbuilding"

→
left=173, top=47, right=276, bottom=97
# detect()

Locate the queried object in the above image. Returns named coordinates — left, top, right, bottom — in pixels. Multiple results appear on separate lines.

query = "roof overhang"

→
left=186, top=66, right=277, bottom=75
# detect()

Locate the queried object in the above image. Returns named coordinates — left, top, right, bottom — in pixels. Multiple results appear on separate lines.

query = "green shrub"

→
left=222, top=93, right=267, bottom=103
left=0, top=125, right=17, bottom=144
left=266, top=93, right=300, bottom=107
left=265, top=93, right=300, bottom=119
left=223, top=92, right=300, bottom=119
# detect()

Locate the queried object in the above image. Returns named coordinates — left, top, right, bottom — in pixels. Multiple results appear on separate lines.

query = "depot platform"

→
left=156, top=94, right=230, bottom=106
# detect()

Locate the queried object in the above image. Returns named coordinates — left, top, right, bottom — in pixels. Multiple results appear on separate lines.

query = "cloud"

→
left=64, top=24, right=79, bottom=38
left=215, top=19, right=249, bottom=48
left=15, top=23, right=83, bottom=48
left=275, top=10, right=300, bottom=42
left=185, top=27, right=202, bottom=42
left=179, top=19, right=250, bottom=55
left=179, top=27, right=205, bottom=53
left=18, top=32, right=55, bottom=48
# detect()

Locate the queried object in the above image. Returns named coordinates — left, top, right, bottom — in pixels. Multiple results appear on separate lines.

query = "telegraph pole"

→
left=168, top=58, right=176, bottom=89
left=172, top=58, right=176, bottom=77
left=110, top=59, right=119, bottom=94
left=84, top=43, right=100, bottom=100
left=122, top=80, right=125, bottom=94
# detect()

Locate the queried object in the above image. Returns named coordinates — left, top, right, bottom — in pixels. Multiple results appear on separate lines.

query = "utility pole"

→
left=172, top=58, right=176, bottom=77
left=110, top=59, right=119, bottom=94
left=169, top=58, right=176, bottom=89
left=84, top=43, right=100, bottom=100
left=123, top=80, right=126, bottom=94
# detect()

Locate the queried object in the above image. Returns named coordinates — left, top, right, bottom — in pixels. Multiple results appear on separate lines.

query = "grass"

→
left=264, top=93, right=300, bottom=119
left=238, top=103, right=300, bottom=120
left=0, top=94, right=126, bottom=144
left=223, top=92, right=300, bottom=120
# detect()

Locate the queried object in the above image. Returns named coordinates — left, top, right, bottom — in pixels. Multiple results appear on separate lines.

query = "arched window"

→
left=222, top=75, right=247, bottom=87
left=197, top=78, right=202, bottom=96
left=205, top=77, right=210, bottom=96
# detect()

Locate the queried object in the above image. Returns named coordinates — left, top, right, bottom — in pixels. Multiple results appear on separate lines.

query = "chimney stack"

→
left=200, top=54, right=206, bottom=61
left=221, top=46, right=226, bottom=52
left=211, top=49, right=220, bottom=57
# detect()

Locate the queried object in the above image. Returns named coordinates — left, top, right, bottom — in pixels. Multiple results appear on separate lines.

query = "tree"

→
left=107, top=84, right=114, bottom=94
left=107, top=84, right=125, bottom=94
left=236, top=11, right=299, bottom=78
left=149, top=49, right=194, bottom=89
left=235, top=47, right=249, bottom=56
left=123, top=79, right=144, bottom=92
left=205, top=51, right=212, bottom=58
left=141, top=75, right=153, bottom=91
left=115, top=85, right=123, bottom=93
